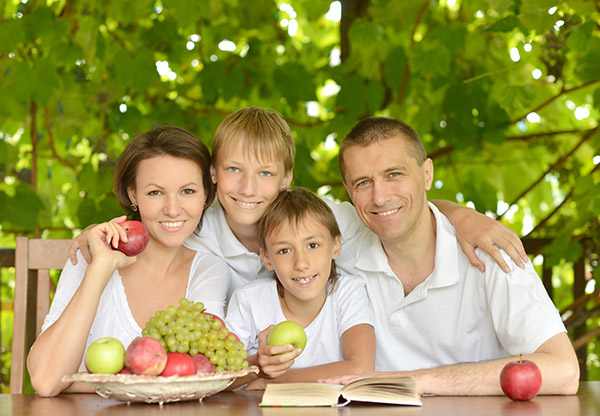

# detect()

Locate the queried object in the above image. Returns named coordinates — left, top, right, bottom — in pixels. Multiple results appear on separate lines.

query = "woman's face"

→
left=129, top=155, right=206, bottom=248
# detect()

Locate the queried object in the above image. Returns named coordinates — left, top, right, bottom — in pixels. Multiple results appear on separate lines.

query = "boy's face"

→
left=211, top=141, right=292, bottom=231
left=260, top=217, right=341, bottom=304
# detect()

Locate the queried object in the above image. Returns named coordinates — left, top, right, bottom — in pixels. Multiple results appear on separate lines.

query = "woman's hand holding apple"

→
left=87, top=222, right=136, bottom=272
left=256, top=325, right=302, bottom=379
left=69, top=215, right=127, bottom=264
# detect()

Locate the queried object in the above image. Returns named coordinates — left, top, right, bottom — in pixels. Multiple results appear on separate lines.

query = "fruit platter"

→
left=65, top=298, right=257, bottom=404
left=62, top=367, right=258, bottom=405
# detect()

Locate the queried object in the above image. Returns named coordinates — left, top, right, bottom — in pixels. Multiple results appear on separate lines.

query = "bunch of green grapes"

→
left=142, top=298, right=248, bottom=372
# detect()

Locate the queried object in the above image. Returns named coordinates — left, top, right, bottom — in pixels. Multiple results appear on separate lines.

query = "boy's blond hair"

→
left=211, top=107, right=295, bottom=173
left=258, top=188, right=341, bottom=297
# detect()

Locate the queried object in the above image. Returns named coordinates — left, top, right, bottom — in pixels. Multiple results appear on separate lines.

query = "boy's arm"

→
left=431, top=200, right=528, bottom=273
left=248, top=323, right=375, bottom=388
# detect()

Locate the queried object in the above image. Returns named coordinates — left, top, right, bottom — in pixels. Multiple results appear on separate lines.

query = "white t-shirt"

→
left=336, top=202, right=567, bottom=371
left=225, top=275, right=374, bottom=368
left=184, top=199, right=364, bottom=295
left=42, top=250, right=231, bottom=371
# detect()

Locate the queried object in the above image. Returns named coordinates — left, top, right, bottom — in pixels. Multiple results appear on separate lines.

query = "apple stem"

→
left=519, top=354, right=522, bottom=364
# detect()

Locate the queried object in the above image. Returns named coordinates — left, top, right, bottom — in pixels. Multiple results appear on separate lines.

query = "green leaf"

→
left=0, top=19, right=25, bottom=53
left=273, top=63, right=316, bottom=107
left=577, top=38, right=600, bottom=82
left=31, top=58, right=60, bottom=106
left=566, top=28, right=588, bottom=52
left=336, top=75, right=384, bottom=118
left=484, top=15, right=527, bottom=34
left=4, top=184, right=45, bottom=230
left=384, top=47, right=406, bottom=91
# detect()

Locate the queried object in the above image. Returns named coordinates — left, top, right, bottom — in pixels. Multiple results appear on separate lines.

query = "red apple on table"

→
left=160, top=352, right=196, bottom=377
left=125, top=336, right=167, bottom=375
left=191, top=353, right=215, bottom=374
left=114, top=220, right=149, bottom=256
left=500, top=356, right=542, bottom=401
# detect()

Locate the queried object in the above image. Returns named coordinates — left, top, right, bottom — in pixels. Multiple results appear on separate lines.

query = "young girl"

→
left=225, top=188, right=375, bottom=389
left=27, top=126, right=231, bottom=397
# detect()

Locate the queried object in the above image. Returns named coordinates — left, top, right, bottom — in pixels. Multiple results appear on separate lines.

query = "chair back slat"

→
left=10, top=237, right=71, bottom=394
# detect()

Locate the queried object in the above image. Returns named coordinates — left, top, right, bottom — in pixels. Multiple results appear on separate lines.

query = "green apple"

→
left=267, top=321, right=307, bottom=352
left=85, top=337, right=126, bottom=374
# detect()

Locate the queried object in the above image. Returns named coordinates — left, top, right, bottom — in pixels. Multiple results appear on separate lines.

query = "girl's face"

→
left=210, top=140, right=292, bottom=232
left=260, top=217, right=341, bottom=305
left=129, top=155, right=206, bottom=249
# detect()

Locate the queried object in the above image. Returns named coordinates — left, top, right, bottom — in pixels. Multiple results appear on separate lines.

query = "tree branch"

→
left=497, top=127, right=598, bottom=220
left=397, top=1, right=430, bottom=106
left=510, top=79, right=600, bottom=124
left=505, top=128, right=596, bottom=142
left=523, top=162, right=600, bottom=238
left=44, top=107, right=79, bottom=173
left=30, top=101, right=37, bottom=191
left=340, top=0, right=370, bottom=62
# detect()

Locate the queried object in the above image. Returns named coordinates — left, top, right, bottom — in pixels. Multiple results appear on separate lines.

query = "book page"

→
left=260, top=383, right=343, bottom=407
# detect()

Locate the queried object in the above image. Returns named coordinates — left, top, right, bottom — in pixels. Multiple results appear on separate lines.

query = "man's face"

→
left=342, top=136, right=433, bottom=244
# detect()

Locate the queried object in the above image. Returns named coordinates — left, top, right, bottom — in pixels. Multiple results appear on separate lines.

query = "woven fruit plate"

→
left=62, top=366, right=259, bottom=405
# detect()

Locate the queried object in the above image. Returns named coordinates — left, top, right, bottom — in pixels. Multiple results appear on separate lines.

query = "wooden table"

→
left=2, top=382, right=598, bottom=416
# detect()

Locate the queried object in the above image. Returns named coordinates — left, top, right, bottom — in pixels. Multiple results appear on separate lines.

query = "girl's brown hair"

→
left=258, top=188, right=341, bottom=297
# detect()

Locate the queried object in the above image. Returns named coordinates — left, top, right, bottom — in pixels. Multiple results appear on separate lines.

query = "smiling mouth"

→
left=232, top=197, right=261, bottom=209
left=293, top=274, right=316, bottom=284
left=161, top=221, right=185, bottom=229
left=373, top=207, right=399, bottom=216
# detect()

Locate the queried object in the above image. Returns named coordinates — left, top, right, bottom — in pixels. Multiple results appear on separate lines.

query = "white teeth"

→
left=161, top=221, right=184, bottom=228
left=237, top=200, right=259, bottom=207
left=294, top=275, right=315, bottom=284
left=377, top=208, right=398, bottom=216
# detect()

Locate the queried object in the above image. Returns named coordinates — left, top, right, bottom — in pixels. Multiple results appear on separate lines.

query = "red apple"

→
left=117, top=366, right=132, bottom=375
left=191, top=353, right=215, bottom=374
left=160, top=352, right=196, bottom=377
left=114, top=220, right=149, bottom=256
left=125, top=336, right=167, bottom=375
left=500, top=356, right=542, bottom=401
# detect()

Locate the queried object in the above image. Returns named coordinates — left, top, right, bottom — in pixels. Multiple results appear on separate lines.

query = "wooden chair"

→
left=11, top=237, right=71, bottom=393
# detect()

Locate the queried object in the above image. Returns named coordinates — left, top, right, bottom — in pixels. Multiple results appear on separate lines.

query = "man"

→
left=334, top=116, right=579, bottom=395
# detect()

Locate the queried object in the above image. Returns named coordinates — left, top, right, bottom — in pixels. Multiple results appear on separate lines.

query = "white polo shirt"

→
left=184, top=198, right=364, bottom=296
left=43, top=250, right=231, bottom=371
left=336, top=202, right=566, bottom=371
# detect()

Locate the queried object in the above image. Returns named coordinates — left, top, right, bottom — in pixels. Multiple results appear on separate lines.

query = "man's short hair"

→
left=339, top=116, right=427, bottom=182
left=211, top=107, right=296, bottom=173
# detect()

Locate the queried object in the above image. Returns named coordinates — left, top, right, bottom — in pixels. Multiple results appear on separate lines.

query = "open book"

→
left=259, top=376, right=422, bottom=407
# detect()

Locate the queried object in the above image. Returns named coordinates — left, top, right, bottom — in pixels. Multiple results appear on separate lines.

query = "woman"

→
left=27, top=126, right=231, bottom=397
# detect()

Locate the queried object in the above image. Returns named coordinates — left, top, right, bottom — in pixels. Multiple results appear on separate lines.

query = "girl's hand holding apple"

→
left=256, top=325, right=302, bottom=379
